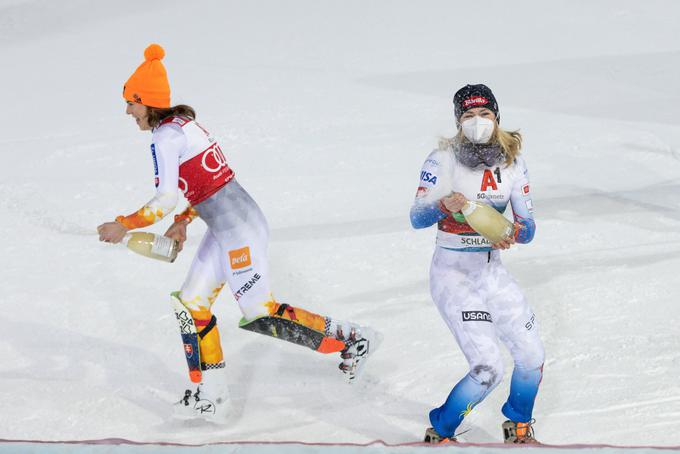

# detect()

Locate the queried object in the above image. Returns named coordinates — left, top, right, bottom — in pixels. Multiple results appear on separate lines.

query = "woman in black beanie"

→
left=410, top=84, right=544, bottom=444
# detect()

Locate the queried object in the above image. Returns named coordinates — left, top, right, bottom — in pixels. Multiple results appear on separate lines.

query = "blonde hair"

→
left=438, top=126, right=522, bottom=167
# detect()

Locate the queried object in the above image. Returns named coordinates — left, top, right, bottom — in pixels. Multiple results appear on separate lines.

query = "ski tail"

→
left=171, top=291, right=202, bottom=383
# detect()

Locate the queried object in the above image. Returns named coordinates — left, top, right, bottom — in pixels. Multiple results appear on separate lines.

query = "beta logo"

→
left=229, top=246, right=252, bottom=270
left=462, top=311, right=493, bottom=322
left=420, top=171, right=437, bottom=184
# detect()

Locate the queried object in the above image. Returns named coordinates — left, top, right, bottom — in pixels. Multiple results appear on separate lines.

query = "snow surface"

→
left=1, top=0, right=680, bottom=447
left=1, top=441, right=678, bottom=454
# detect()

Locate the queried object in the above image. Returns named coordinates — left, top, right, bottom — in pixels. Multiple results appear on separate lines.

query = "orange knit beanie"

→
left=123, top=44, right=171, bottom=108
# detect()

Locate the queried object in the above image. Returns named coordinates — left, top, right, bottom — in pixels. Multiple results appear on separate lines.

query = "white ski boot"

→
left=174, top=365, right=230, bottom=423
left=336, top=324, right=383, bottom=382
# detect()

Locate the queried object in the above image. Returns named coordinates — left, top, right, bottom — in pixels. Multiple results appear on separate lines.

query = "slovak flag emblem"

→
left=522, top=184, right=530, bottom=195
left=184, top=344, right=193, bottom=357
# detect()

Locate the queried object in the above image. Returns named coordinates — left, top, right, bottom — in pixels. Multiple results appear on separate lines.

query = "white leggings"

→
left=430, top=247, right=544, bottom=378
left=428, top=247, right=545, bottom=436
left=179, top=180, right=272, bottom=320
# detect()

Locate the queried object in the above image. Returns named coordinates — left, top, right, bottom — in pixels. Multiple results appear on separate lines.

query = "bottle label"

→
left=461, top=201, right=478, bottom=217
left=151, top=235, right=175, bottom=258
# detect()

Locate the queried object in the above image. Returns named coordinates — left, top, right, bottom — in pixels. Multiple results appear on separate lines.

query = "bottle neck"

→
left=121, top=233, right=132, bottom=246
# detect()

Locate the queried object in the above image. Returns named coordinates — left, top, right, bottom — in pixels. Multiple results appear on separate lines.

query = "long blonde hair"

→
left=438, top=126, right=522, bottom=167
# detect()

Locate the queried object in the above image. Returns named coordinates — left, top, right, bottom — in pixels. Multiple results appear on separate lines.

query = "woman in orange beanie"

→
left=97, top=44, right=381, bottom=422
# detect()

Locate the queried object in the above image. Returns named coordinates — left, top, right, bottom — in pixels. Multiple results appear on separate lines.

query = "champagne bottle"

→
left=461, top=201, right=514, bottom=244
left=122, top=232, right=179, bottom=263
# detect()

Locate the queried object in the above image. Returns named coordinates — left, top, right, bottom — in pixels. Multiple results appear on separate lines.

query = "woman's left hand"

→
left=97, top=221, right=129, bottom=244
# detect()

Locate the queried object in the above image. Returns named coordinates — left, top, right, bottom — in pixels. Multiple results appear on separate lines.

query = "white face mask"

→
left=461, top=116, right=495, bottom=144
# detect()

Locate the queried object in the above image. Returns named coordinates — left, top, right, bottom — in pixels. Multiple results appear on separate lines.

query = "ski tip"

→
left=189, top=370, right=202, bottom=384
left=363, top=327, right=384, bottom=354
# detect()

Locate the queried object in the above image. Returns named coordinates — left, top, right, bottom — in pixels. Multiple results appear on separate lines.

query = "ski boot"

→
left=174, top=365, right=230, bottom=423
left=336, top=324, right=383, bottom=382
left=423, top=427, right=457, bottom=444
left=502, top=419, right=539, bottom=444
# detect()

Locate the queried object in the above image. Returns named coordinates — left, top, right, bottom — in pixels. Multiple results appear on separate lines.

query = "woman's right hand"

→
left=97, top=221, right=129, bottom=244
left=491, top=236, right=516, bottom=250
left=441, top=192, right=467, bottom=213
left=164, top=220, right=189, bottom=252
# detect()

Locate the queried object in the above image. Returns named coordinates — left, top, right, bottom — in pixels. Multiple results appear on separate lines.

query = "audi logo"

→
left=201, top=145, right=227, bottom=173
left=178, top=177, right=188, bottom=194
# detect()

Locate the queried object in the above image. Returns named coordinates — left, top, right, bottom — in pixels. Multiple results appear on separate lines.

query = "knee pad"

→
left=239, top=302, right=346, bottom=353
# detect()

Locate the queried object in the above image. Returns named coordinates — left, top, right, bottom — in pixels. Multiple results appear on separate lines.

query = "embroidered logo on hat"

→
left=463, top=96, right=489, bottom=108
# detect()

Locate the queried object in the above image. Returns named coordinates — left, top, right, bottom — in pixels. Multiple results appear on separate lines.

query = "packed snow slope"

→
left=1, top=0, right=679, bottom=446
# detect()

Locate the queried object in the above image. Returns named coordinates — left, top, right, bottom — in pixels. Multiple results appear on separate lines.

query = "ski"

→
left=171, top=292, right=202, bottom=384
